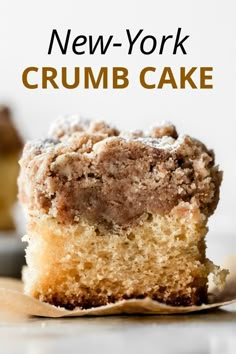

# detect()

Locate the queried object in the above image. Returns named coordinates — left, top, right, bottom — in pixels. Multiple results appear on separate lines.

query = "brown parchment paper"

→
left=0, top=256, right=236, bottom=317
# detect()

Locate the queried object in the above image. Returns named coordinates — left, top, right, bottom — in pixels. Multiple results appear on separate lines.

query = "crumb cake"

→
left=0, top=106, right=23, bottom=230
left=19, top=117, right=227, bottom=309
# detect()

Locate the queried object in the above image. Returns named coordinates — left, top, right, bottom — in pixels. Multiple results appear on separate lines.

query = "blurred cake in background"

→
left=0, top=106, right=23, bottom=231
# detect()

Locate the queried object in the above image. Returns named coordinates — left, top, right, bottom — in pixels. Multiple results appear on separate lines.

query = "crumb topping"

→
left=18, top=118, right=222, bottom=228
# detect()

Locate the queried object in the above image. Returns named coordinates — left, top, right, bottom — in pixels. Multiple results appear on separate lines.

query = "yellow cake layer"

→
left=23, top=202, right=215, bottom=308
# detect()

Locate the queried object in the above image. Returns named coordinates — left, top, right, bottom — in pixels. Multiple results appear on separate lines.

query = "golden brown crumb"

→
left=150, top=121, right=178, bottom=139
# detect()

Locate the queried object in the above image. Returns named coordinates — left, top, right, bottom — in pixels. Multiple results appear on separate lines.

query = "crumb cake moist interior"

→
left=19, top=117, right=226, bottom=309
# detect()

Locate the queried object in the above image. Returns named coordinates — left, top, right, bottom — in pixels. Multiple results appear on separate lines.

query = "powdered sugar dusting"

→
left=123, top=135, right=186, bottom=152
left=24, top=138, right=59, bottom=155
left=149, top=120, right=174, bottom=130
left=136, top=136, right=175, bottom=149
left=49, top=115, right=91, bottom=139
left=24, top=116, right=187, bottom=156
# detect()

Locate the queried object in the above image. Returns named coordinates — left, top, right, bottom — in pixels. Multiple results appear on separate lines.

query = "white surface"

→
left=0, top=0, right=235, bottom=234
left=1, top=305, right=236, bottom=354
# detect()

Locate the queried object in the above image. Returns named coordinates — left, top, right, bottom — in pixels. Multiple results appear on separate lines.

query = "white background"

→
left=0, top=0, right=235, bottom=240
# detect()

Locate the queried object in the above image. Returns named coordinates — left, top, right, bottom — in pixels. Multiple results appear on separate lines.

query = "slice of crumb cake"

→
left=19, top=117, right=227, bottom=309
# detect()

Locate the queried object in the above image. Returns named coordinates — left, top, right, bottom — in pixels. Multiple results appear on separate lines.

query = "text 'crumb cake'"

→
left=18, top=117, right=227, bottom=309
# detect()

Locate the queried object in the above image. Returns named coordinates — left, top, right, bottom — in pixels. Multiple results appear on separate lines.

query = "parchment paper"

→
left=0, top=256, right=236, bottom=317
